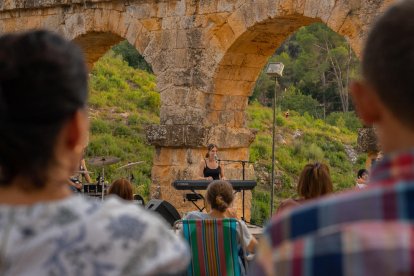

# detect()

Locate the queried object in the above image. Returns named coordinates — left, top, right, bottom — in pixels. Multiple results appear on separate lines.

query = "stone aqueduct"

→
left=0, top=0, right=393, bottom=218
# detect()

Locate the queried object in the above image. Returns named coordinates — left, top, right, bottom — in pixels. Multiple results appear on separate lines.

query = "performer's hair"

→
left=205, top=143, right=217, bottom=158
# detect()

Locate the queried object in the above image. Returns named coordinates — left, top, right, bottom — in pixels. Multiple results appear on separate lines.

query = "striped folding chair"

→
left=175, top=218, right=247, bottom=276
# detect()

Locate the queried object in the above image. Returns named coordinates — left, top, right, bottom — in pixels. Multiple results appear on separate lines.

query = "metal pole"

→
left=270, top=77, right=277, bottom=217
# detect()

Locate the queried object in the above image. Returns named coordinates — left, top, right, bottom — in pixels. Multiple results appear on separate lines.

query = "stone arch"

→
left=0, top=5, right=157, bottom=72
left=208, top=15, right=319, bottom=128
left=68, top=8, right=156, bottom=72
left=206, top=0, right=390, bottom=126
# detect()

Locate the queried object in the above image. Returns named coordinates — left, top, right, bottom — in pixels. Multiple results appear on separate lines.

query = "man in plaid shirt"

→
left=254, top=1, right=414, bottom=275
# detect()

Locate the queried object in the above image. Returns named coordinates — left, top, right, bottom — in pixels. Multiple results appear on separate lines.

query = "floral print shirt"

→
left=0, top=195, right=189, bottom=275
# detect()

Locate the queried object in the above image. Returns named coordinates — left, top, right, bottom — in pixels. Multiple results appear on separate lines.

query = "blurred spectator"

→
left=277, top=162, right=333, bottom=214
left=108, top=178, right=133, bottom=200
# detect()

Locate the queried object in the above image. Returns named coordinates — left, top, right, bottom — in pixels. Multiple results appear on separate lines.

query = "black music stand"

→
left=184, top=190, right=205, bottom=212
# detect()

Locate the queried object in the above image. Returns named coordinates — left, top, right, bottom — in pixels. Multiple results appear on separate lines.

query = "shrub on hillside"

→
left=250, top=135, right=272, bottom=163
left=280, top=86, right=322, bottom=117
left=326, top=111, right=362, bottom=132
left=112, top=40, right=153, bottom=73
left=90, top=119, right=111, bottom=134
left=250, top=190, right=270, bottom=226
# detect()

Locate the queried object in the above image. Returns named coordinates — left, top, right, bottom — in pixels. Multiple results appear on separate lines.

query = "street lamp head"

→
left=265, top=62, right=284, bottom=77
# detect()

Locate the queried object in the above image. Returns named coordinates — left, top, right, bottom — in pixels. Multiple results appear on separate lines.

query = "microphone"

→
left=215, top=154, right=219, bottom=162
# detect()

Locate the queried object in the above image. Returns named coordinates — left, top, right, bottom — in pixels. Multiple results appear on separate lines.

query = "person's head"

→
left=0, top=30, right=89, bottom=188
left=205, top=143, right=218, bottom=159
left=297, top=163, right=333, bottom=200
left=357, top=169, right=369, bottom=180
left=108, top=178, right=133, bottom=201
left=206, top=180, right=234, bottom=212
left=351, top=1, right=414, bottom=150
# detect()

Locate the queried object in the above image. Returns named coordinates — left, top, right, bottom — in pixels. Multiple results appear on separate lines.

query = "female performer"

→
left=198, top=143, right=225, bottom=180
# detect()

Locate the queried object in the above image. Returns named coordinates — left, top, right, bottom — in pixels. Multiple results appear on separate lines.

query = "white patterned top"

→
left=0, top=195, right=190, bottom=275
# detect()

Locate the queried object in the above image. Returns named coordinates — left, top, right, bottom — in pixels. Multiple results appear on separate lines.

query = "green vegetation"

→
left=86, top=50, right=159, bottom=199
left=112, top=41, right=153, bottom=73
left=248, top=102, right=365, bottom=226
left=252, top=23, right=360, bottom=114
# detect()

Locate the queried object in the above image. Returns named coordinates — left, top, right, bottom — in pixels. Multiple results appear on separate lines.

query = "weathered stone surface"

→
left=146, top=124, right=256, bottom=149
left=146, top=125, right=211, bottom=147
left=73, top=31, right=123, bottom=69
left=357, top=127, right=380, bottom=153
left=0, top=0, right=393, bottom=219
left=208, top=125, right=257, bottom=148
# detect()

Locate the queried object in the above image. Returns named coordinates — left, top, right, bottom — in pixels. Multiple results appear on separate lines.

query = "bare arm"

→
left=67, top=179, right=82, bottom=190
left=238, top=218, right=258, bottom=254
left=247, top=235, right=258, bottom=254
left=81, top=159, right=92, bottom=183
left=276, top=199, right=301, bottom=215
left=198, top=159, right=212, bottom=180
left=219, top=162, right=226, bottom=180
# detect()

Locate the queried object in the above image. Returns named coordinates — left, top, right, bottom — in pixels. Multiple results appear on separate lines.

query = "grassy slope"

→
left=247, top=102, right=366, bottom=225
left=88, top=53, right=365, bottom=225
left=86, top=51, right=159, bottom=198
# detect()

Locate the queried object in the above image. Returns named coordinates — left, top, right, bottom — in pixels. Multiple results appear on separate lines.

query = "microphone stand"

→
left=218, top=159, right=251, bottom=222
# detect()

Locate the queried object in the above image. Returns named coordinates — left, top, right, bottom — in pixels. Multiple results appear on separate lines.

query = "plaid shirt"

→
left=254, top=150, right=414, bottom=276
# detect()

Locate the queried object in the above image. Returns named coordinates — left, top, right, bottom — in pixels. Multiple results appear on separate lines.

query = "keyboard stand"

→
left=184, top=190, right=205, bottom=212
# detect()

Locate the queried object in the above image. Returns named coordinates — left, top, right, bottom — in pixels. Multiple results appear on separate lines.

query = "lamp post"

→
left=265, top=62, right=284, bottom=217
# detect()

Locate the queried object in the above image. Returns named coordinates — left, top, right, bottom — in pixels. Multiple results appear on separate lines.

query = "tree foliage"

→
left=251, top=23, right=360, bottom=114
left=112, top=41, right=153, bottom=73
left=279, top=86, right=322, bottom=117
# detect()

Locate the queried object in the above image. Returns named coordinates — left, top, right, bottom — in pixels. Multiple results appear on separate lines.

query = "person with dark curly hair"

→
left=0, top=30, right=189, bottom=275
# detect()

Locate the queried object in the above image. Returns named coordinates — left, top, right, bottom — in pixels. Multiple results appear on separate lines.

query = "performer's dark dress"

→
left=203, top=159, right=221, bottom=180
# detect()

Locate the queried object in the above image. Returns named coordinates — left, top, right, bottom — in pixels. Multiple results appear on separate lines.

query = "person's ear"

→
left=350, top=81, right=382, bottom=126
left=65, top=110, right=89, bottom=155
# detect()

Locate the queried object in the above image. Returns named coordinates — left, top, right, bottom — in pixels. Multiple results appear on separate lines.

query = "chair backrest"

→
left=176, top=218, right=246, bottom=276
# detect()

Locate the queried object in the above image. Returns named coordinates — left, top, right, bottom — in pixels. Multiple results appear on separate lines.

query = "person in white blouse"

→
left=0, top=30, right=189, bottom=275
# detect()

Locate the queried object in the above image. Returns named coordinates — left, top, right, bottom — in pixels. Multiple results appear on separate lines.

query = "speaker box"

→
left=145, top=199, right=181, bottom=226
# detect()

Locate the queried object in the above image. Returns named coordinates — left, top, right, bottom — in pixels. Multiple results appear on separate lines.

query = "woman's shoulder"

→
left=277, top=198, right=303, bottom=214
left=184, top=211, right=210, bottom=220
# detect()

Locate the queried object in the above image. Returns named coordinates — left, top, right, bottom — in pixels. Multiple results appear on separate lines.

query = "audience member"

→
left=108, top=178, right=133, bottom=200
left=0, top=30, right=189, bottom=275
left=277, top=162, right=333, bottom=214
left=254, top=2, right=414, bottom=275
left=356, top=168, right=369, bottom=189
left=185, top=180, right=257, bottom=254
